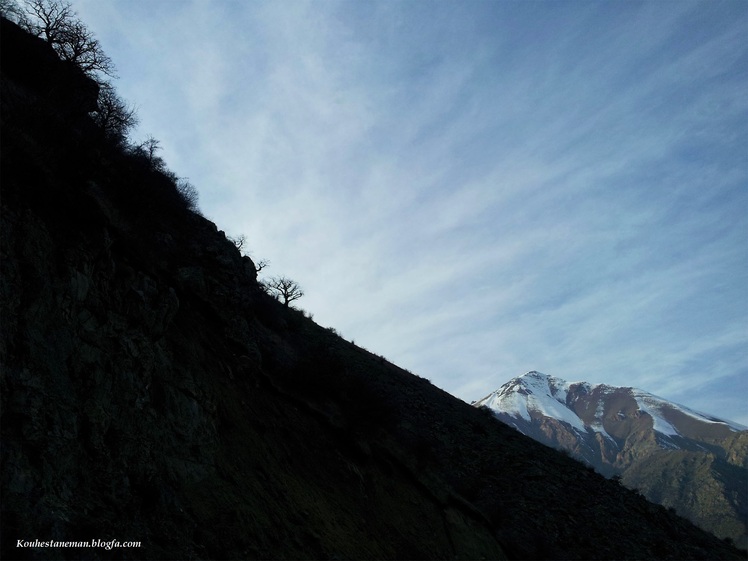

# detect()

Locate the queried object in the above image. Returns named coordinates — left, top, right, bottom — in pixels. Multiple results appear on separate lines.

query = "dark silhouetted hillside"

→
left=1, top=16, right=745, bottom=560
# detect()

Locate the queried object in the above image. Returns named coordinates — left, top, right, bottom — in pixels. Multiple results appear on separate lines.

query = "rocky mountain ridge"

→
left=476, top=371, right=748, bottom=549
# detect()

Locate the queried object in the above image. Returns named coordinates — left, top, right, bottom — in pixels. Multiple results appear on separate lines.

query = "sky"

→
left=69, top=0, right=747, bottom=425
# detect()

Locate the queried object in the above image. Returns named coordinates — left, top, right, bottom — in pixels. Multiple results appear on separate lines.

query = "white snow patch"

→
left=484, top=387, right=531, bottom=422
left=479, top=372, right=589, bottom=433
left=477, top=371, right=747, bottom=450
left=665, top=399, right=748, bottom=431
left=633, top=392, right=680, bottom=437
left=589, top=400, right=615, bottom=441
left=631, top=389, right=747, bottom=434
left=527, top=391, right=588, bottom=433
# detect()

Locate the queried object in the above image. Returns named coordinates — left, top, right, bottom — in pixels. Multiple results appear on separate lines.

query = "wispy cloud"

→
left=75, top=0, right=748, bottom=424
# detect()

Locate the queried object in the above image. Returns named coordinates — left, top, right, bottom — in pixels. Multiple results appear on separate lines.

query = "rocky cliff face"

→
left=477, top=371, right=748, bottom=549
left=1, top=17, right=744, bottom=560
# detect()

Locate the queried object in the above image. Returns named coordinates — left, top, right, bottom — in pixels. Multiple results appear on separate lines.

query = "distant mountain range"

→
left=475, top=371, right=748, bottom=548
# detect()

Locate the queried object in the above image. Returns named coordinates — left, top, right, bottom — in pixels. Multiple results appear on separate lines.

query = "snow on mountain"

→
left=629, top=388, right=747, bottom=432
left=475, top=371, right=748, bottom=548
left=476, top=371, right=588, bottom=432
left=475, top=371, right=746, bottom=442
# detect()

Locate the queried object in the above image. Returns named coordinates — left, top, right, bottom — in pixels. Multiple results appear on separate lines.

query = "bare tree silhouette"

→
left=264, top=276, right=304, bottom=307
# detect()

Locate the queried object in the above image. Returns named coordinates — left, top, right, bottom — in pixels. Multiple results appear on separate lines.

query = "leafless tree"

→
left=23, top=0, right=71, bottom=43
left=92, top=82, right=138, bottom=142
left=227, top=236, right=269, bottom=273
left=13, top=1, right=135, bottom=142
left=264, top=276, right=304, bottom=307
left=0, top=0, right=29, bottom=25
left=176, top=178, right=199, bottom=211
left=58, top=19, right=114, bottom=78
left=22, top=0, right=115, bottom=79
left=135, top=135, right=165, bottom=169
left=228, top=233, right=247, bottom=252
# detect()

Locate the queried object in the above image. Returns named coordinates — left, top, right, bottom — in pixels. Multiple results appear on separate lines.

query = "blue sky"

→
left=71, top=0, right=747, bottom=425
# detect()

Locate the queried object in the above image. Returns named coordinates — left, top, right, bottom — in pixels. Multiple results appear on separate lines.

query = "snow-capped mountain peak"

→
left=475, top=371, right=746, bottom=443
left=474, top=371, right=748, bottom=547
left=477, top=371, right=588, bottom=433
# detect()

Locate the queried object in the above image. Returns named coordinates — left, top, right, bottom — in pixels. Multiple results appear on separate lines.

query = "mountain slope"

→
left=1, top=17, right=744, bottom=560
left=476, top=371, right=748, bottom=548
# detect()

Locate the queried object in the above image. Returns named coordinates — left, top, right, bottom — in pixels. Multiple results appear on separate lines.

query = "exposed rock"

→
left=479, top=371, right=748, bottom=549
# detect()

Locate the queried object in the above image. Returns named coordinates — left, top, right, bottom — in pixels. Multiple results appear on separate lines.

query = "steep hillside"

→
left=1, top=17, right=744, bottom=560
left=477, top=371, right=748, bottom=549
